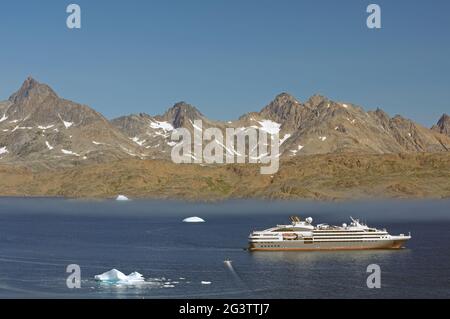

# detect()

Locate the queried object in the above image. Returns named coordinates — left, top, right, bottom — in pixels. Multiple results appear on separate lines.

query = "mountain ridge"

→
left=1, top=77, right=449, bottom=170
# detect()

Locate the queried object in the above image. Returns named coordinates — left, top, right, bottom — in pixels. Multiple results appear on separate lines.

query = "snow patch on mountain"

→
left=38, top=125, right=54, bottom=130
left=280, top=134, right=291, bottom=145
left=61, top=149, right=80, bottom=156
left=150, top=120, right=174, bottom=132
left=45, top=141, right=54, bottom=150
left=131, top=137, right=146, bottom=146
left=258, top=120, right=281, bottom=135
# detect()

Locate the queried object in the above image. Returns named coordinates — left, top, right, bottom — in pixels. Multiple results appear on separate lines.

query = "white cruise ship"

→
left=248, top=216, right=411, bottom=251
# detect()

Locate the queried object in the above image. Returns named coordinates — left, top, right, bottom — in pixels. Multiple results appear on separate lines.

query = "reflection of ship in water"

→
left=248, top=216, right=411, bottom=251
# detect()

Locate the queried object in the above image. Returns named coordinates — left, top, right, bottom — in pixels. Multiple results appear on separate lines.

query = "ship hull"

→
left=248, top=239, right=409, bottom=251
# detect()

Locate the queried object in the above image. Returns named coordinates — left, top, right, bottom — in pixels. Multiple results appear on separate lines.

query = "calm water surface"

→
left=0, top=198, right=449, bottom=298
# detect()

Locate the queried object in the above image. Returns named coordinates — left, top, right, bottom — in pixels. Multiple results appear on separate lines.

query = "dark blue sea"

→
left=0, top=198, right=449, bottom=299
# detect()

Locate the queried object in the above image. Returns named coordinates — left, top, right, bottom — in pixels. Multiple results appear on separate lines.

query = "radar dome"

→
left=306, top=217, right=313, bottom=224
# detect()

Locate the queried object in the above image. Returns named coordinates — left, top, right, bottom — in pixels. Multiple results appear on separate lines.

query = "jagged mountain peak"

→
left=163, top=101, right=204, bottom=128
left=438, top=113, right=450, bottom=122
left=9, top=76, right=57, bottom=104
left=432, top=113, right=450, bottom=137
left=305, top=94, right=328, bottom=107
left=259, top=92, right=302, bottom=120
left=273, top=92, right=298, bottom=103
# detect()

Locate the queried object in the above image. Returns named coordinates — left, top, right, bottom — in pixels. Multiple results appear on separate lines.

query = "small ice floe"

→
left=201, top=281, right=212, bottom=285
left=116, top=195, right=129, bottom=201
left=95, top=269, right=145, bottom=285
left=183, top=216, right=205, bottom=223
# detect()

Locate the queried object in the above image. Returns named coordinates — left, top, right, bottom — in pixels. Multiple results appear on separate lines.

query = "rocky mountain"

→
left=111, top=102, right=224, bottom=159
left=432, top=114, right=450, bottom=137
left=1, top=77, right=449, bottom=170
left=0, top=77, right=142, bottom=169
left=233, top=93, right=450, bottom=157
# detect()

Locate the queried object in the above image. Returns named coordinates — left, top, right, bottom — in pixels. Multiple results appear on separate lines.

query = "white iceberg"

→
left=95, top=269, right=128, bottom=282
left=201, top=281, right=212, bottom=285
left=116, top=195, right=129, bottom=201
left=95, top=269, right=145, bottom=285
left=183, top=216, right=205, bottom=223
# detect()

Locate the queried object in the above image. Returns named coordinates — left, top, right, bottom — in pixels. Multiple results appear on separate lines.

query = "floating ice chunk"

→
left=95, top=269, right=128, bottom=282
left=183, top=216, right=205, bottom=223
left=116, top=195, right=129, bottom=201
left=201, top=281, right=212, bottom=285
left=95, top=269, right=145, bottom=285
left=125, top=271, right=145, bottom=283
left=0, top=146, right=8, bottom=155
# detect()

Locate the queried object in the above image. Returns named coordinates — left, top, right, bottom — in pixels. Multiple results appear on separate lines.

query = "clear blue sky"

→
left=0, top=0, right=449, bottom=126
